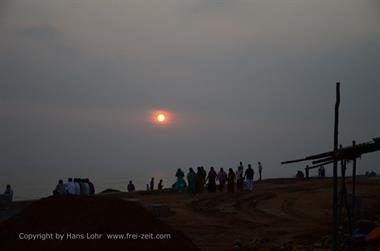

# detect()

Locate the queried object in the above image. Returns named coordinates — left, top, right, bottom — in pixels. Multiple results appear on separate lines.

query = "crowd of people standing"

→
left=173, top=161, right=263, bottom=193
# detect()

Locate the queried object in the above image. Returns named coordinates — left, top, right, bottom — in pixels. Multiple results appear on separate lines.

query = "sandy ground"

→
left=103, top=177, right=380, bottom=251
left=1, top=177, right=380, bottom=251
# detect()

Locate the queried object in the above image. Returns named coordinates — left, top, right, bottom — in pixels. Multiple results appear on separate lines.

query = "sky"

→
left=1, top=0, right=380, bottom=199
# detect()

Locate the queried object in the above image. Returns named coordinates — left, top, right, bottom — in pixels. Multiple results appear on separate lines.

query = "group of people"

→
left=174, top=161, right=263, bottom=193
left=146, top=178, right=164, bottom=191
left=0, top=185, right=13, bottom=204
left=125, top=161, right=263, bottom=194
left=303, top=165, right=327, bottom=179
left=53, top=178, right=95, bottom=196
left=127, top=178, right=164, bottom=193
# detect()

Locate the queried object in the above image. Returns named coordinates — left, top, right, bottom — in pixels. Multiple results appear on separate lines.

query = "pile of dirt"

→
left=0, top=196, right=200, bottom=251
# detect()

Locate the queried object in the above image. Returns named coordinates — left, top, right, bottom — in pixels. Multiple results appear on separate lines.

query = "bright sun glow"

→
left=157, top=114, right=166, bottom=122
left=150, top=110, right=172, bottom=126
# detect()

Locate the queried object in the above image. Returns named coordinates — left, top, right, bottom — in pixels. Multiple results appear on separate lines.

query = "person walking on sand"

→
left=227, top=168, right=236, bottom=192
left=127, top=181, right=135, bottom=192
left=187, top=168, right=197, bottom=194
left=236, top=163, right=244, bottom=192
left=258, top=162, right=263, bottom=181
left=150, top=177, right=154, bottom=191
left=217, top=168, right=227, bottom=191
left=158, top=179, right=164, bottom=190
left=245, top=164, right=254, bottom=191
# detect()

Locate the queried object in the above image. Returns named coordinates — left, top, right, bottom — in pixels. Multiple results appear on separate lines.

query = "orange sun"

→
left=150, top=110, right=172, bottom=126
left=157, top=114, right=166, bottom=122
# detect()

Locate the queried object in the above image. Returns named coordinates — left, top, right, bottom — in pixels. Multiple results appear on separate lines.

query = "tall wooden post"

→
left=352, top=140, right=357, bottom=227
left=333, top=82, right=340, bottom=251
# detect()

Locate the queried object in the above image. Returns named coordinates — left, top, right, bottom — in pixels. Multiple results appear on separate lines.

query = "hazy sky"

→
left=1, top=0, right=380, bottom=199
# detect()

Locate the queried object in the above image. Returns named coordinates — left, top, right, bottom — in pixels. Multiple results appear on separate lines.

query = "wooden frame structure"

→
left=281, top=82, right=380, bottom=251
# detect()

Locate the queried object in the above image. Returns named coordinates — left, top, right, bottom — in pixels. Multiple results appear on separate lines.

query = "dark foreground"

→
left=0, top=196, right=200, bottom=251
left=1, top=177, right=380, bottom=251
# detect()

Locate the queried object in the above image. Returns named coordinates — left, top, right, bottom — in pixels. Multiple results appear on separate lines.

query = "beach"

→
left=1, top=177, right=380, bottom=251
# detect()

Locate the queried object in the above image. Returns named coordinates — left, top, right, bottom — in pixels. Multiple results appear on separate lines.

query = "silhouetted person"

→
left=227, top=168, right=236, bottom=192
left=207, top=167, right=217, bottom=192
left=201, top=166, right=207, bottom=187
left=245, top=164, right=254, bottom=191
left=81, top=178, right=90, bottom=195
left=86, top=178, right=95, bottom=195
left=305, top=166, right=310, bottom=179
left=187, top=168, right=197, bottom=193
left=66, top=178, right=76, bottom=196
left=258, top=162, right=263, bottom=181
left=319, top=166, right=326, bottom=178
left=158, top=179, right=164, bottom=190
left=236, top=163, right=244, bottom=192
left=150, top=177, right=154, bottom=191
left=0, top=185, right=13, bottom=203
left=195, top=167, right=202, bottom=192
left=217, top=168, right=227, bottom=191
left=321, top=166, right=326, bottom=177
left=78, top=178, right=86, bottom=195
left=128, top=181, right=135, bottom=192
left=296, top=170, right=304, bottom=179
left=53, top=180, right=66, bottom=196
left=74, top=178, right=80, bottom=195
left=175, top=168, right=186, bottom=192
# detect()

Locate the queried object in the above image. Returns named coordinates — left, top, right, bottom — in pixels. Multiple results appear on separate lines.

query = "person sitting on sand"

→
left=227, top=168, right=236, bottom=192
left=87, top=178, right=95, bottom=195
left=74, top=178, right=81, bottom=195
left=244, top=164, right=254, bottom=191
left=82, top=179, right=90, bottom=195
left=187, top=168, right=197, bottom=194
left=217, top=168, right=227, bottom=192
left=150, top=177, right=155, bottom=191
left=296, top=170, right=305, bottom=179
left=175, top=168, right=186, bottom=192
left=53, top=180, right=67, bottom=196
left=158, top=179, right=164, bottom=190
left=0, top=185, right=13, bottom=203
left=207, top=167, right=217, bottom=192
left=66, top=178, right=77, bottom=196
left=78, top=179, right=86, bottom=195
left=127, top=181, right=135, bottom=192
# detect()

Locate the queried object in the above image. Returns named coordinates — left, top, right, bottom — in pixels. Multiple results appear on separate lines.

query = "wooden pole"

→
left=352, top=141, right=357, bottom=227
left=333, top=82, right=340, bottom=251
